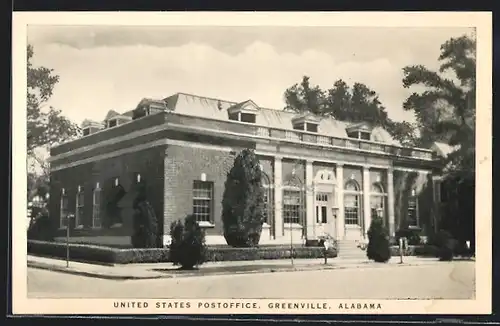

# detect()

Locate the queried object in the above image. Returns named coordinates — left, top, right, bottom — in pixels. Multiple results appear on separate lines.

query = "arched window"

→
left=261, top=172, right=274, bottom=226
left=344, top=180, right=360, bottom=225
left=370, top=182, right=386, bottom=220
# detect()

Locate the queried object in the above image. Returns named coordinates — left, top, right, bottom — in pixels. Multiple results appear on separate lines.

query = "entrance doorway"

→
left=313, top=169, right=337, bottom=238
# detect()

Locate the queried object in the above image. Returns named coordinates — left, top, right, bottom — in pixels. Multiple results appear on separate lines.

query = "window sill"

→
left=91, top=226, right=102, bottom=230
left=74, top=225, right=85, bottom=230
left=197, top=221, right=215, bottom=228
left=262, top=223, right=271, bottom=229
left=284, top=223, right=303, bottom=229
left=408, top=225, right=421, bottom=230
left=58, top=226, right=68, bottom=230
left=110, top=223, right=123, bottom=229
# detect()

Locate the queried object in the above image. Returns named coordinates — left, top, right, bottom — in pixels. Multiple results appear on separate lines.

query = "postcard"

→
left=12, top=11, right=491, bottom=316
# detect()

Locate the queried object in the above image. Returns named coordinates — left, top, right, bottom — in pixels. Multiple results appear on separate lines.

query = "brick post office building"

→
left=48, top=92, right=448, bottom=247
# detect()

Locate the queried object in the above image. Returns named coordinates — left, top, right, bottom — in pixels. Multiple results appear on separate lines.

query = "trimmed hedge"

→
left=28, top=240, right=337, bottom=265
left=390, top=244, right=438, bottom=257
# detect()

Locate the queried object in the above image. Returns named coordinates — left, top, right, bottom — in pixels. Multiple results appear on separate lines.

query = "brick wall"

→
left=49, top=146, right=166, bottom=245
left=164, top=145, right=245, bottom=237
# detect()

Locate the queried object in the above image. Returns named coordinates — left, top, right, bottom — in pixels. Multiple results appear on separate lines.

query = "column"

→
left=305, top=160, right=314, bottom=240
left=363, top=166, right=371, bottom=238
left=336, top=164, right=344, bottom=240
left=387, top=167, right=395, bottom=237
left=274, top=156, right=283, bottom=238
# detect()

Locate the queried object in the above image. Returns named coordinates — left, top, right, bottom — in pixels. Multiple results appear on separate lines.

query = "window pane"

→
left=193, top=181, right=213, bottom=223
left=344, top=194, right=359, bottom=225
left=321, top=206, right=327, bottom=223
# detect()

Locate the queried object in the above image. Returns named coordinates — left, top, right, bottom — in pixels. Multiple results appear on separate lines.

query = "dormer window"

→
left=291, top=113, right=321, bottom=133
left=81, top=119, right=104, bottom=136
left=346, top=122, right=373, bottom=141
left=108, top=119, right=118, bottom=128
left=133, top=98, right=167, bottom=120
left=227, top=100, right=259, bottom=124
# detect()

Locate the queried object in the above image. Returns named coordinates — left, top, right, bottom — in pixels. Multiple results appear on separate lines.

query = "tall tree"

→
left=27, top=44, right=80, bottom=201
left=27, top=44, right=80, bottom=154
left=283, top=76, right=415, bottom=145
left=283, top=76, right=326, bottom=115
left=402, top=34, right=476, bottom=177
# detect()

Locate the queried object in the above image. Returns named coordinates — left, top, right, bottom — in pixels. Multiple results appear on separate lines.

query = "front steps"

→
left=337, top=240, right=368, bottom=260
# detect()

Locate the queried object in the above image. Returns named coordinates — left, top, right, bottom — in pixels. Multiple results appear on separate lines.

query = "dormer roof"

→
left=291, top=112, right=322, bottom=125
left=136, top=98, right=167, bottom=111
left=81, top=119, right=104, bottom=129
left=345, top=121, right=374, bottom=133
left=104, top=110, right=132, bottom=122
left=105, top=110, right=121, bottom=120
left=227, top=100, right=259, bottom=115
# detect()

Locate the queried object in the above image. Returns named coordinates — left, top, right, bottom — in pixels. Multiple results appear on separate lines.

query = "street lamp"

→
left=66, top=213, right=75, bottom=268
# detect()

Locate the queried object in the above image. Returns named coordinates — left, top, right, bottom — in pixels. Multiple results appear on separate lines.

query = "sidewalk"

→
left=27, top=255, right=445, bottom=280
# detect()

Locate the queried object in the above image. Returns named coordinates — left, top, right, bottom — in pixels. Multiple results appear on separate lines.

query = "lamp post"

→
left=66, top=213, right=74, bottom=268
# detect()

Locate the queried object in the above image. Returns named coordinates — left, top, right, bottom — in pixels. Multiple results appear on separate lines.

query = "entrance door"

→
left=315, top=193, right=335, bottom=237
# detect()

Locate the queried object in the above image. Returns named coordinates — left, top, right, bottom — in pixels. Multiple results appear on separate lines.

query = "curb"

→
left=27, top=261, right=167, bottom=280
left=28, top=259, right=445, bottom=280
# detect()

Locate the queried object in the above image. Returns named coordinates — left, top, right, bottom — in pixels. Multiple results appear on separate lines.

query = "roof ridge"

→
left=175, top=92, right=238, bottom=105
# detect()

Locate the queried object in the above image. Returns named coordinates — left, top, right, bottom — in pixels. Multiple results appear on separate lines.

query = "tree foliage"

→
left=131, top=184, right=159, bottom=248
left=402, top=34, right=476, bottom=178
left=366, top=216, right=391, bottom=263
left=222, top=149, right=266, bottom=247
left=283, top=76, right=415, bottom=146
left=27, top=44, right=80, bottom=154
left=169, top=214, right=207, bottom=269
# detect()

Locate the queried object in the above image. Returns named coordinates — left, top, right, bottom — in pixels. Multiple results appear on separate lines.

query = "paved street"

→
left=28, top=261, right=475, bottom=299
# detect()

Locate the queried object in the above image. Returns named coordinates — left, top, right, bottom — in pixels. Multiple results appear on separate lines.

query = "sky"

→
left=27, top=25, right=473, bottom=126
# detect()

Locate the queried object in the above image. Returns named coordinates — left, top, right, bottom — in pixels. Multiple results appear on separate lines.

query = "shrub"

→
left=222, top=149, right=266, bottom=247
left=366, top=217, right=391, bottom=263
left=169, top=214, right=207, bottom=269
left=27, top=214, right=54, bottom=241
left=434, top=229, right=454, bottom=261
left=28, top=240, right=338, bottom=264
left=131, top=187, right=159, bottom=248
left=395, top=228, right=422, bottom=246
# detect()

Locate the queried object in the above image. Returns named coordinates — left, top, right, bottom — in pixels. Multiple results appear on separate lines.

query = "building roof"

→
left=160, top=92, right=400, bottom=145
left=94, top=92, right=403, bottom=145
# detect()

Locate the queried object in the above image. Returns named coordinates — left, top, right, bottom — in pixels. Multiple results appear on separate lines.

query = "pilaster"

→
left=274, top=156, right=283, bottom=238
left=363, top=166, right=371, bottom=238
left=305, top=159, right=314, bottom=239
left=336, top=164, right=344, bottom=240
left=387, top=167, right=396, bottom=237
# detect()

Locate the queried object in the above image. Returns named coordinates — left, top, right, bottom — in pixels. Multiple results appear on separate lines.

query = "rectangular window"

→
left=360, top=132, right=371, bottom=140
left=82, top=128, right=90, bottom=136
left=75, top=186, right=85, bottom=227
left=344, top=194, right=359, bottom=225
left=92, top=183, right=102, bottom=228
left=347, top=131, right=358, bottom=139
left=306, top=123, right=318, bottom=133
left=59, top=189, right=69, bottom=228
left=108, top=119, right=117, bottom=128
left=293, top=123, right=305, bottom=131
left=283, top=190, right=301, bottom=224
left=193, top=181, right=214, bottom=223
left=408, top=195, right=419, bottom=227
left=228, top=113, right=239, bottom=121
left=315, top=192, right=328, bottom=224
left=240, top=113, right=256, bottom=123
